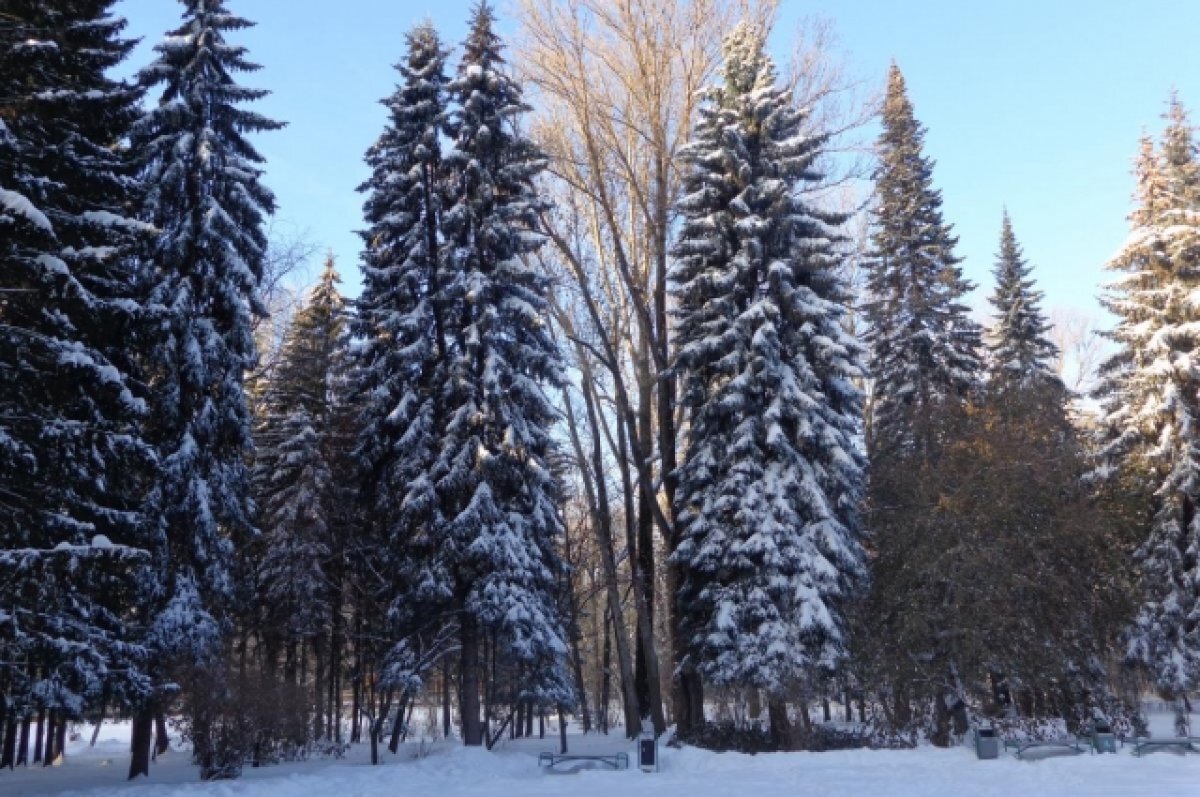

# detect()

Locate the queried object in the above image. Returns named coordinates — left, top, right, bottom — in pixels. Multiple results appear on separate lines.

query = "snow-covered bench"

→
left=538, top=752, right=630, bottom=772
left=1129, top=737, right=1200, bottom=756
left=1003, top=737, right=1087, bottom=758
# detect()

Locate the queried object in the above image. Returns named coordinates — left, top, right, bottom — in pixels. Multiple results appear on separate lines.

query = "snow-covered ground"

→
left=5, top=716, right=1200, bottom=797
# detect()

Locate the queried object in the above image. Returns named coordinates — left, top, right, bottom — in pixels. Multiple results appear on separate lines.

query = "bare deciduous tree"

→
left=1049, top=306, right=1106, bottom=393
left=517, top=0, right=873, bottom=736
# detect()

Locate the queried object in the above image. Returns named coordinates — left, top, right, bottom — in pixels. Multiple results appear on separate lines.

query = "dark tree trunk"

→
left=54, top=714, right=66, bottom=764
left=328, top=591, right=343, bottom=742
left=822, top=699, right=832, bottom=723
left=670, top=589, right=704, bottom=739
left=154, top=710, right=170, bottom=756
left=894, top=686, right=912, bottom=726
left=90, top=713, right=104, bottom=748
left=932, top=691, right=952, bottom=748
left=633, top=349, right=661, bottom=731
left=402, top=699, right=415, bottom=744
left=599, top=605, right=612, bottom=734
left=558, top=705, right=568, bottom=754
left=460, top=617, right=483, bottom=746
left=768, top=699, right=792, bottom=751
left=514, top=702, right=524, bottom=739
left=525, top=702, right=534, bottom=737
left=442, top=661, right=452, bottom=739
left=42, top=711, right=56, bottom=766
left=539, top=709, right=545, bottom=739
left=18, top=716, right=31, bottom=766
left=314, top=635, right=327, bottom=741
left=1, top=718, right=16, bottom=770
left=388, top=692, right=408, bottom=754
left=128, top=708, right=153, bottom=779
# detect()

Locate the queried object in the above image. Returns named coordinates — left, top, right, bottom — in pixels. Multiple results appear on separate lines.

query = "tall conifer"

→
left=350, top=21, right=452, bottom=705
left=254, top=258, right=346, bottom=648
left=0, top=0, right=153, bottom=733
left=438, top=1, right=572, bottom=743
left=1096, top=99, right=1200, bottom=701
left=865, top=65, right=983, bottom=455
left=987, top=212, right=1059, bottom=386
left=131, top=0, right=280, bottom=777
left=670, top=24, right=868, bottom=742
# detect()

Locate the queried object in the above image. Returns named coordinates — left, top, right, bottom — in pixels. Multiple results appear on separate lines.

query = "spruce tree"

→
left=254, top=257, right=345, bottom=649
left=860, top=65, right=984, bottom=745
left=669, top=24, right=867, bottom=741
left=350, top=21, right=452, bottom=704
left=987, top=211, right=1059, bottom=386
left=0, top=1, right=154, bottom=734
left=1095, top=99, right=1200, bottom=702
left=131, top=0, right=280, bottom=778
left=438, top=1, right=572, bottom=743
left=865, top=65, right=983, bottom=455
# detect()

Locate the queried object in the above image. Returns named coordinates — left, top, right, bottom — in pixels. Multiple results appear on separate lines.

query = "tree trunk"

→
left=1, top=718, right=16, bottom=770
left=154, top=710, right=170, bottom=756
left=768, top=699, right=792, bottom=751
left=90, top=712, right=104, bottom=748
left=460, top=617, right=483, bottom=746
left=18, top=716, right=31, bottom=766
left=42, top=711, right=56, bottom=766
left=54, top=714, right=66, bottom=764
left=525, top=702, right=534, bottom=737
left=632, top=343, right=666, bottom=735
left=442, top=660, right=452, bottom=739
left=599, top=604, right=612, bottom=734
left=128, top=708, right=153, bottom=779
left=329, top=586, right=343, bottom=742
left=388, top=691, right=408, bottom=754
left=567, top=367, right=642, bottom=737
left=558, top=705, right=568, bottom=754
left=669, top=560, right=705, bottom=735
left=932, top=691, right=952, bottom=748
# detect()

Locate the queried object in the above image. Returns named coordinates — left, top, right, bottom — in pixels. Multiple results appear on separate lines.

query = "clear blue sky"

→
left=115, top=0, right=1200, bottom=321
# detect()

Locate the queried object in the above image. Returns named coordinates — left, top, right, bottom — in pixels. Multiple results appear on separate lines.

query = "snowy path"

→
left=4, top=725, right=1200, bottom=797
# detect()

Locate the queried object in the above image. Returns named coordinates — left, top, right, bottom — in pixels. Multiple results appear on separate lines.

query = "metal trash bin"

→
left=975, top=727, right=1000, bottom=760
left=638, top=721, right=658, bottom=772
left=1092, top=721, right=1117, bottom=754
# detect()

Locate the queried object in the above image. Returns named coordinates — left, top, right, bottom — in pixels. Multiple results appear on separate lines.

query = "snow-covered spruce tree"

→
left=132, top=0, right=281, bottom=779
left=253, top=257, right=345, bottom=664
left=1095, top=99, right=1200, bottom=713
left=864, top=64, right=983, bottom=456
left=987, top=211, right=1060, bottom=388
left=0, top=1, right=155, bottom=753
left=438, top=1, right=572, bottom=745
left=350, top=21, right=453, bottom=722
left=670, top=22, right=868, bottom=747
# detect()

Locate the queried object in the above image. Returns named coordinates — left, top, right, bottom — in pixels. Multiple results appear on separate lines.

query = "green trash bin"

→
left=1092, top=721, right=1117, bottom=754
left=975, top=728, right=1000, bottom=760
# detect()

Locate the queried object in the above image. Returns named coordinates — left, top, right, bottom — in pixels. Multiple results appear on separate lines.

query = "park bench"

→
left=538, top=752, right=629, bottom=772
left=1003, top=736, right=1087, bottom=759
left=1128, top=737, right=1200, bottom=756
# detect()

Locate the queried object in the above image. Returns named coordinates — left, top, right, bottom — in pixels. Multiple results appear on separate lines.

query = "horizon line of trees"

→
left=2, top=0, right=1199, bottom=782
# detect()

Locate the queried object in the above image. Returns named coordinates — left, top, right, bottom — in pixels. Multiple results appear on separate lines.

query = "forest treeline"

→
left=2, top=0, right=1199, bottom=781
